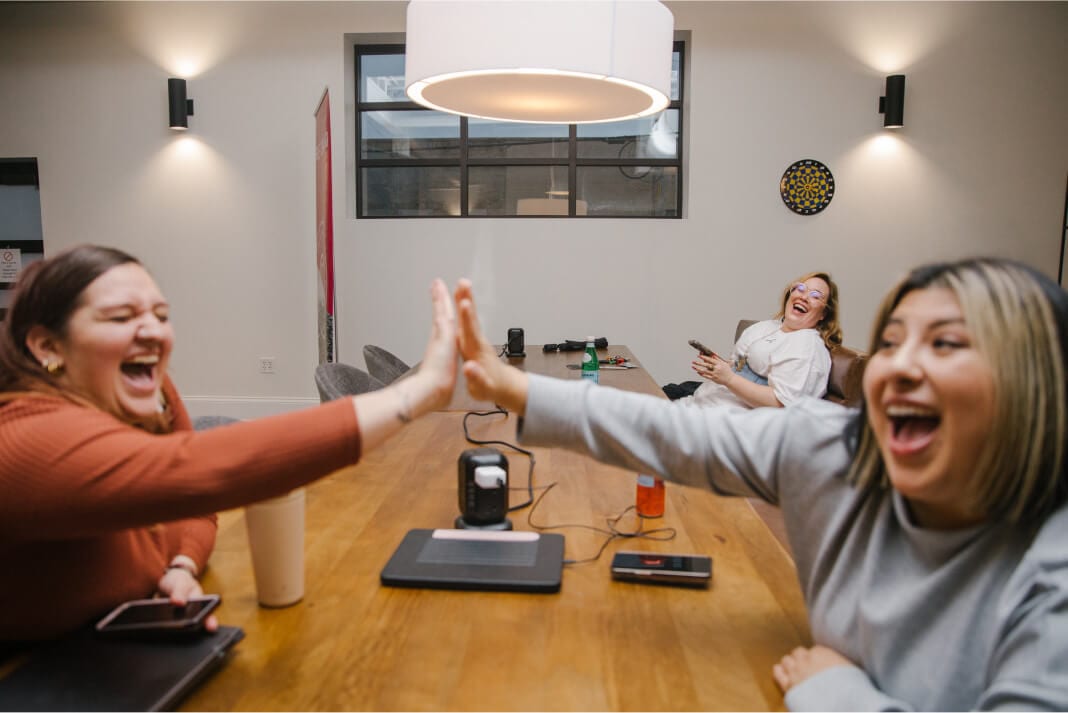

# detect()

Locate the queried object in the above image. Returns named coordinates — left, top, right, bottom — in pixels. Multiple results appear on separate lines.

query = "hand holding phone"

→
left=688, top=339, right=717, bottom=359
left=611, top=551, right=712, bottom=588
left=95, top=595, right=220, bottom=640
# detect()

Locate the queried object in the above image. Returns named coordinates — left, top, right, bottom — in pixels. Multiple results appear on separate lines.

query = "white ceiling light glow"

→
left=404, top=0, right=675, bottom=124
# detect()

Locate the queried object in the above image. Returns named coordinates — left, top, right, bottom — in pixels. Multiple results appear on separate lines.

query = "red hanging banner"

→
left=314, top=88, right=336, bottom=363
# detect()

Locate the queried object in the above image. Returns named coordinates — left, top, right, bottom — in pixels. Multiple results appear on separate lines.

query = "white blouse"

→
left=689, top=319, right=831, bottom=408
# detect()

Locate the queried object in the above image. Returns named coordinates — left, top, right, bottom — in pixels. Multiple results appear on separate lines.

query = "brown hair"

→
left=0, top=244, right=172, bottom=431
left=847, top=258, right=1068, bottom=524
left=775, top=271, right=843, bottom=347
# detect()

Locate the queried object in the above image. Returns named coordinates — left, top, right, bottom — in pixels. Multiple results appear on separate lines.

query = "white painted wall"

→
left=1, top=2, right=1065, bottom=417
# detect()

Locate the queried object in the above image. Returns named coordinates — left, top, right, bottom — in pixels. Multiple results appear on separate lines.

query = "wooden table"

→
left=184, top=347, right=810, bottom=711
left=445, top=345, right=663, bottom=410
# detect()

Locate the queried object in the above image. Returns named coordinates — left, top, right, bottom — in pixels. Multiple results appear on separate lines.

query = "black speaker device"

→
left=506, top=327, right=525, bottom=358
left=456, top=447, right=512, bottom=530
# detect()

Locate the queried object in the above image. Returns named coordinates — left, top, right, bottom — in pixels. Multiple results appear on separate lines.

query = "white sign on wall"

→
left=0, top=249, right=21, bottom=282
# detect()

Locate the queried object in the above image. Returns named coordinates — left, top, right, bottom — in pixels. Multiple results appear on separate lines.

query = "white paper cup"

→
left=244, top=488, right=305, bottom=608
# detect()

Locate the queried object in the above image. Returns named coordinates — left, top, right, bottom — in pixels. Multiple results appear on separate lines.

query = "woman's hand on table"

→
left=157, top=565, right=219, bottom=633
left=772, top=644, right=853, bottom=693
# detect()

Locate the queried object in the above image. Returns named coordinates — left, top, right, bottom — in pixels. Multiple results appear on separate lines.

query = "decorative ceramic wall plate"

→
left=779, top=159, right=835, bottom=215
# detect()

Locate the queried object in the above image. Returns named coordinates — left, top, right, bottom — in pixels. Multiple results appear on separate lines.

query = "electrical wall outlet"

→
left=259, top=357, right=275, bottom=374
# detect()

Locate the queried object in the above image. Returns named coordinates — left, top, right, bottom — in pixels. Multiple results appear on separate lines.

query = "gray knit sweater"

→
left=520, top=375, right=1068, bottom=711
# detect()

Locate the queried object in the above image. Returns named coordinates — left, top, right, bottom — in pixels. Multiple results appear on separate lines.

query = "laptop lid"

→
left=380, top=528, right=564, bottom=593
left=0, top=625, right=244, bottom=712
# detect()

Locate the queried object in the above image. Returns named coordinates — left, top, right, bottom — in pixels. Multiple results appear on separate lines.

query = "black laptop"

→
left=0, top=626, right=243, bottom=712
left=381, top=528, right=565, bottom=593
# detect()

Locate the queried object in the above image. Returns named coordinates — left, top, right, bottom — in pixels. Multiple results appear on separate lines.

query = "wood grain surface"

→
left=184, top=347, right=810, bottom=711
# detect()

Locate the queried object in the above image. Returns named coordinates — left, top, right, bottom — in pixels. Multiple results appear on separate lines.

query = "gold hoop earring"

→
left=43, top=359, right=63, bottom=375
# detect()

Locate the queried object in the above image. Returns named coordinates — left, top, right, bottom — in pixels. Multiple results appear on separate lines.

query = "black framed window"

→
left=356, top=42, right=684, bottom=218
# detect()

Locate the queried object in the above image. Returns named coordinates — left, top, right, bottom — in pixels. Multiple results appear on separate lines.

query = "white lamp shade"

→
left=405, top=0, right=674, bottom=124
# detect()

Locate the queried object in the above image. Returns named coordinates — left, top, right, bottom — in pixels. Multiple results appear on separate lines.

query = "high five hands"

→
left=454, top=279, right=529, bottom=415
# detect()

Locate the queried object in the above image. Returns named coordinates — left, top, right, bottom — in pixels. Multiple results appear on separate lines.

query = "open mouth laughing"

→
left=121, top=354, right=160, bottom=391
left=885, top=403, right=940, bottom=456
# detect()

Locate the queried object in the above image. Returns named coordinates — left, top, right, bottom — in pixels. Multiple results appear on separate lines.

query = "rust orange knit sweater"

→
left=0, top=379, right=361, bottom=640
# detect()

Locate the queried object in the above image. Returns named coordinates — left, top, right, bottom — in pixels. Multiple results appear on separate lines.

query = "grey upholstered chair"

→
left=362, top=345, right=411, bottom=385
left=314, top=362, right=386, bottom=403
left=193, top=415, right=240, bottom=431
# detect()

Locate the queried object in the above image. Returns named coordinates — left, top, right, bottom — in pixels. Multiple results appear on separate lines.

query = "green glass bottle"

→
left=581, top=336, right=599, bottom=384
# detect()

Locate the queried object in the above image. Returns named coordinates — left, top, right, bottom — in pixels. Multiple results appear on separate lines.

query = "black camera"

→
left=543, top=337, right=608, bottom=352
left=456, top=448, right=512, bottom=530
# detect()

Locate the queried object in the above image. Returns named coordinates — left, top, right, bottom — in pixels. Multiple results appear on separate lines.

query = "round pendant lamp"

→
left=404, top=0, right=675, bottom=124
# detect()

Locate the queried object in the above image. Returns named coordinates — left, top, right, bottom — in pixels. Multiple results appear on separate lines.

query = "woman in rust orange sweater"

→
left=0, top=245, right=457, bottom=640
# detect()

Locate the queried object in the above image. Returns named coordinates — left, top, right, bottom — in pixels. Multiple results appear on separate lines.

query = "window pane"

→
left=576, top=110, right=678, bottom=159
left=361, top=167, right=462, bottom=216
left=359, top=53, right=406, bottom=103
left=468, top=119, right=569, bottom=159
left=354, top=40, right=683, bottom=219
left=577, top=166, right=678, bottom=217
left=671, top=49, right=681, bottom=101
left=360, top=111, right=460, bottom=159
left=468, top=166, right=571, bottom=216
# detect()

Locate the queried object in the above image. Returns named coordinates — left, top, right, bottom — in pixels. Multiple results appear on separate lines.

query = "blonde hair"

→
left=848, top=258, right=1068, bottom=524
left=775, top=271, right=843, bottom=347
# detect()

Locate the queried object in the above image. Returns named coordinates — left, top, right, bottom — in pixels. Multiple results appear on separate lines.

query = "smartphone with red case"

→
left=611, top=552, right=712, bottom=588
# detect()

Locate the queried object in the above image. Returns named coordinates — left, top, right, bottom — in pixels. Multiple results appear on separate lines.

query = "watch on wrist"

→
left=166, top=556, right=199, bottom=578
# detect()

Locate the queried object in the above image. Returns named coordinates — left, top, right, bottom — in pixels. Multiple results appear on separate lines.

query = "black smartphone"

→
left=687, top=339, right=717, bottom=358
left=610, top=551, right=712, bottom=587
left=95, top=595, right=220, bottom=639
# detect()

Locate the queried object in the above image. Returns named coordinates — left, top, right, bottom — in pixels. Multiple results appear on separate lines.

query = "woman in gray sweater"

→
left=452, top=258, right=1068, bottom=711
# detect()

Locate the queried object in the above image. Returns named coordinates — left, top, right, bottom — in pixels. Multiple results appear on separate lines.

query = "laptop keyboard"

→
left=416, top=537, right=538, bottom=567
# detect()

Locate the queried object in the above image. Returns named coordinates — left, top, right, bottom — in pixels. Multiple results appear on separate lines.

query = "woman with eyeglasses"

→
left=453, top=258, right=1068, bottom=710
left=668, top=272, right=842, bottom=408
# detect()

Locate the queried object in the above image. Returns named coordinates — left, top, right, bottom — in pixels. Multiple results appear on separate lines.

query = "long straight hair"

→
left=847, top=258, right=1068, bottom=524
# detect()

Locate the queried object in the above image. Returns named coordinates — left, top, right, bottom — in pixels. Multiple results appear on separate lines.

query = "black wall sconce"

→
left=168, top=78, right=194, bottom=130
left=879, top=74, right=905, bottom=129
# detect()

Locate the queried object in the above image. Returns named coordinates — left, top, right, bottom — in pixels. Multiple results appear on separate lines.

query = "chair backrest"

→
left=314, top=362, right=386, bottom=403
left=192, top=415, right=240, bottom=431
left=362, top=345, right=411, bottom=385
left=735, top=319, right=867, bottom=407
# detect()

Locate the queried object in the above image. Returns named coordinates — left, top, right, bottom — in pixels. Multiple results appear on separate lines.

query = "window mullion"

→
left=460, top=117, right=469, bottom=217
left=568, top=124, right=577, bottom=217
